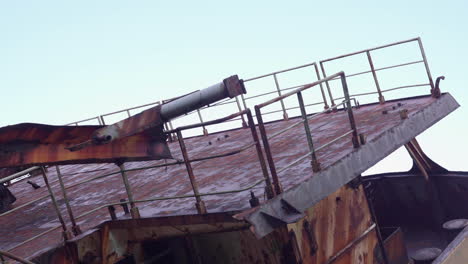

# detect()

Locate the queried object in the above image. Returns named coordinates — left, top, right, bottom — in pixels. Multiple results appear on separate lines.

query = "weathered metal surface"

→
left=238, top=93, right=459, bottom=238
left=0, top=123, right=171, bottom=167
left=0, top=94, right=459, bottom=259
left=0, top=184, right=16, bottom=213
left=285, top=184, right=380, bottom=263
left=381, top=227, right=409, bottom=264
left=433, top=226, right=468, bottom=264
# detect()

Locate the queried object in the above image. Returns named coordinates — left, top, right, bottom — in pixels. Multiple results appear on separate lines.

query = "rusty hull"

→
left=0, top=122, right=171, bottom=167
left=286, top=184, right=382, bottom=264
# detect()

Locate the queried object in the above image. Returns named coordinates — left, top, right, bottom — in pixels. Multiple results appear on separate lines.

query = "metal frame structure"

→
left=0, top=37, right=440, bottom=262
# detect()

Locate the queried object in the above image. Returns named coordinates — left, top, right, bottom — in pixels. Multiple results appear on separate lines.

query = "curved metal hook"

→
left=432, top=76, right=445, bottom=98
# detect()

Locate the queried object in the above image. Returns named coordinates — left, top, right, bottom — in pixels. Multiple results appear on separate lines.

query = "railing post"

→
left=55, top=166, right=81, bottom=236
left=340, top=73, right=360, bottom=148
left=240, top=94, right=248, bottom=110
left=313, top=63, right=329, bottom=109
left=254, top=106, right=282, bottom=195
left=417, top=37, right=435, bottom=92
left=176, top=130, right=207, bottom=214
left=97, top=116, right=103, bottom=125
left=40, top=166, right=71, bottom=240
left=196, top=109, right=208, bottom=136
left=297, top=92, right=321, bottom=172
left=273, top=74, right=289, bottom=120
left=100, top=115, right=106, bottom=125
left=319, top=62, right=336, bottom=108
left=116, top=162, right=140, bottom=219
left=366, top=51, right=385, bottom=104
left=235, top=96, right=248, bottom=128
left=246, top=110, right=274, bottom=199
left=126, top=110, right=131, bottom=117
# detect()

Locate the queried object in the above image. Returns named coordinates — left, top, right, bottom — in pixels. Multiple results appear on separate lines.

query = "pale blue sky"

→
left=1, top=1, right=467, bottom=173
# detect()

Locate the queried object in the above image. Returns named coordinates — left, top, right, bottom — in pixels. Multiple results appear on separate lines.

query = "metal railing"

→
left=254, top=71, right=360, bottom=194
left=0, top=108, right=275, bottom=258
left=319, top=37, right=434, bottom=106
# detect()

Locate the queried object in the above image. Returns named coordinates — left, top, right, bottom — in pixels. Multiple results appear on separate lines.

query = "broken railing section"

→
left=254, top=71, right=362, bottom=194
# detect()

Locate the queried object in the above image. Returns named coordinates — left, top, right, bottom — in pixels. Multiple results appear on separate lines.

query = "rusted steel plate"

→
left=286, top=184, right=380, bottom=263
left=237, top=93, right=459, bottom=238
left=0, top=123, right=171, bottom=167
left=382, top=227, right=409, bottom=264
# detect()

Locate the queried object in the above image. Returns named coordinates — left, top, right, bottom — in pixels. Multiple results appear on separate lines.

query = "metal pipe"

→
left=339, top=74, right=360, bottom=148
left=366, top=51, right=385, bottom=104
left=326, top=60, right=424, bottom=82
left=176, top=130, right=207, bottom=214
left=160, top=75, right=245, bottom=121
left=0, top=166, right=40, bottom=185
left=40, top=167, right=70, bottom=240
left=273, top=74, right=288, bottom=120
left=117, top=163, right=140, bottom=219
left=246, top=109, right=274, bottom=199
left=0, top=249, right=35, bottom=264
left=320, top=37, right=419, bottom=63
left=320, top=62, right=335, bottom=107
left=196, top=109, right=208, bottom=135
left=297, top=92, right=320, bottom=172
left=314, top=63, right=329, bottom=109
left=417, top=37, right=435, bottom=90
left=235, top=96, right=247, bottom=127
left=325, top=223, right=377, bottom=264
left=55, top=166, right=81, bottom=236
left=254, top=106, right=282, bottom=195
left=244, top=62, right=317, bottom=82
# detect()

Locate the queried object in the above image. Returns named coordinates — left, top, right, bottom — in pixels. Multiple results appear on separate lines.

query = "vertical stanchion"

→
left=100, top=115, right=106, bottom=125
left=196, top=109, right=208, bottom=136
left=319, top=62, right=335, bottom=108
left=55, top=166, right=81, bottom=236
left=254, top=106, right=282, bottom=195
left=366, top=51, right=385, bottom=104
left=176, top=130, right=207, bottom=214
left=297, top=92, right=321, bottom=172
left=40, top=167, right=71, bottom=240
left=246, top=110, right=274, bottom=199
left=273, top=74, right=289, bottom=120
left=235, top=97, right=248, bottom=127
left=417, top=37, right=435, bottom=91
left=340, top=73, right=360, bottom=148
left=313, top=63, right=329, bottom=109
left=116, top=163, right=140, bottom=219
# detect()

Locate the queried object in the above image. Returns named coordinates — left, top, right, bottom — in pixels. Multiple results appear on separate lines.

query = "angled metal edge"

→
left=243, top=93, right=460, bottom=238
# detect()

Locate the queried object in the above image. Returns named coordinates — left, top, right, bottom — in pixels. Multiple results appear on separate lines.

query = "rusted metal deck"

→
left=0, top=92, right=458, bottom=259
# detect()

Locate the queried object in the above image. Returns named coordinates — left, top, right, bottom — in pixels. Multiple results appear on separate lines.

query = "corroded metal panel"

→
left=239, top=93, right=459, bottom=238
left=0, top=123, right=170, bottom=167
left=286, top=184, right=380, bottom=263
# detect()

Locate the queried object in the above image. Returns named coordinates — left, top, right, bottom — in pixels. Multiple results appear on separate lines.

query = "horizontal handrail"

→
left=0, top=167, right=40, bottom=185
left=167, top=109, right=249, bottom=133
left=256, top=72, right=343, bottom=109
left=320, top=37, right=419, bottom=63
left=325, top=60, right=424, bottom=82
left=244, top=62, right=317, bottom=82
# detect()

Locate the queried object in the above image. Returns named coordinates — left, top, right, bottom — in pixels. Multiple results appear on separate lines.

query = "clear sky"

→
left=1, top=1, right=467, bottom=173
